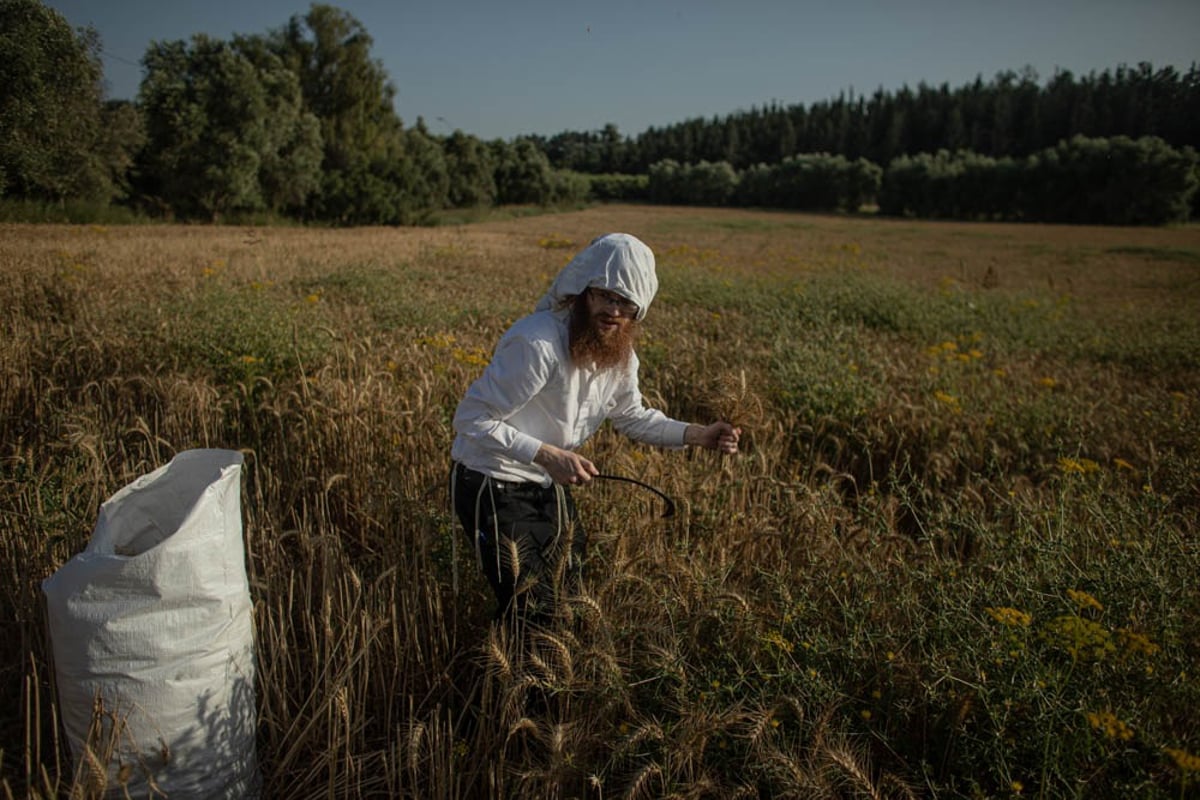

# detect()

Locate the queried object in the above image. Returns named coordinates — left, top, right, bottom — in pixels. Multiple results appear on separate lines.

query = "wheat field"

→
left=2, top=205, right=1198, bottom=798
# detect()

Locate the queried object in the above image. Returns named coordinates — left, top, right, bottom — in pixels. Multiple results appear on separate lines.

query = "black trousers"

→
left=451, top=463, right=587, bottom=623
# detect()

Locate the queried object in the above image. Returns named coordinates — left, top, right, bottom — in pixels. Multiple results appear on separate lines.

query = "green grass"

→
left=0, top=198, right=152, bottom=224
left=1105, top=245, right=1200, bottom=264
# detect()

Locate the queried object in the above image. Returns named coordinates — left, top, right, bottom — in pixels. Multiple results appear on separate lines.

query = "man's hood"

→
left=534, top=233, right=657, bottom=321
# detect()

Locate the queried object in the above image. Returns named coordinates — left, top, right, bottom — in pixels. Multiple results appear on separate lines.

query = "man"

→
left=450, top=233, right=740, bottom=624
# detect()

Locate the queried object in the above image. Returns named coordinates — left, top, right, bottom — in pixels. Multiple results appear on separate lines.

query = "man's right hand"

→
left=534, top=443, right=599, bottom=485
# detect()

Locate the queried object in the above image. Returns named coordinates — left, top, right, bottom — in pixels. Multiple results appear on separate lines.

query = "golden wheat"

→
left=4, top=210, right=1198, bottom=798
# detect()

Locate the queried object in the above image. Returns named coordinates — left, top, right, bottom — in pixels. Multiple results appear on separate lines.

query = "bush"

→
left=648, top=159, right=738, bottom=206
left=880, top=151, right=961, bottom=218
left=493, top=138, right=554, bottom=205
left=883, top=137, right=1198, bottom=225
left=1025, top=135, right=1198, bottom=225
left=739, top=153, right=880, bottom=212
left=547, top=169, right=591, bottom=205
left=585, top=172, right=649, bottom=202
left=0, top=198, right=150, bottom=224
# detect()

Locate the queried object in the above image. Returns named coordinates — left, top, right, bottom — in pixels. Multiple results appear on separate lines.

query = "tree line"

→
left=2, top=0, right=1197, bottom=225
left=2, top=1, right=580, bottom=224
left=625, top=137, right=1198, bottom=225
left=538, top=63, right=1200, bottom=174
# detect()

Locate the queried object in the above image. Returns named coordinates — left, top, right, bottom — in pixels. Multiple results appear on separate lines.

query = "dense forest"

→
left=537, top=64, right=1200, bottom=174
left=2, top=0, right=1197, bottom=224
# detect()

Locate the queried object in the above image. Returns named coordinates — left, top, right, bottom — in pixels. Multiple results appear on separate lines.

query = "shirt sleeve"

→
left=452, top=333, right=550, bottom=464
left=607, top=357, right=689, bottom=448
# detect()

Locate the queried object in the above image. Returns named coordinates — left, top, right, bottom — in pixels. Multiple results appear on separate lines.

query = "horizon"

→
left=43, top=0, right=1200, bottom=142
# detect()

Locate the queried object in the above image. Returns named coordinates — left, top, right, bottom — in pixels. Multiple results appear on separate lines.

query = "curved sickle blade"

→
left=593, top=473, right=676, bottom=518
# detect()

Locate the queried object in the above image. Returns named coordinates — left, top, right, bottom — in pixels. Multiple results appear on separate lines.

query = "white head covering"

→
left=534, top=233, right=658, bottom=321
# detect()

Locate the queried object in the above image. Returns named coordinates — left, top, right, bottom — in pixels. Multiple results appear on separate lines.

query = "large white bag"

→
left=42, top=449, right=259, bottom=799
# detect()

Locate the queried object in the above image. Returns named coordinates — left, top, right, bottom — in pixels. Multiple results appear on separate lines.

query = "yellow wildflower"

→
left=1037, top=376, right=1058, bottom=388
left=1058, top=456, right=1100, bottom=474
left=762, top=631, right=795, bottom=654
left=452, top=347, right=489, bottom=367
left=1086, top=710, right=1134, bottom=741
left=934, top=391, right=960, bottom=408
left=1044, top=615, right=1114, bottom=661
left=537, top=235, right=574, bottom=249
left=417, top=333, right=457, bottom=348
left=1165, top=747, right=1200, bottom=773
left=1067, top=588, right=1103, bottom=612
left=1116, top=628, right=1159, bottom=657
left=986, top=607, right=1033, bottom=627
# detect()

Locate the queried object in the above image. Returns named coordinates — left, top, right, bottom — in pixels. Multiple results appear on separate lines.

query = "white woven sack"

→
left=42, top=449, right=259, bottom=799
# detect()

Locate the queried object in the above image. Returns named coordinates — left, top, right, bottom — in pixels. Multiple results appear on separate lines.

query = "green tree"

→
left=96, top=101, right=146, bottom=202
left=648, top=159, right=737, bottom=206
left=777, top=112, right=797, bottom=161
left=443, top=130, right=496, bottom=207
left=139, top=37, right=264, bottom=219
left=232, top=35, right=323, bottom=215
left=599, top=123, right=627, bottom=173
left=266, top=4, right=407, bottom=222
left=139, top=35, right=320, bottom=221
left=395, top=119, right=449, bottom=220
left=738, top=154, right=879, bottom=212
left=1026, top=135, right=1197, bottom=225
left=0, top=0, right=120, bottom=201
left=647, top=158, right=684, bottom=203
left=598, top=59, right=1200, bottom=179
left=493, top=139, right=553, bottom=205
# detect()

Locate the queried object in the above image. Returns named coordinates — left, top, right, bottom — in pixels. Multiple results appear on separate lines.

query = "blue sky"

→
left=45, top=0, right=1200, bottom=141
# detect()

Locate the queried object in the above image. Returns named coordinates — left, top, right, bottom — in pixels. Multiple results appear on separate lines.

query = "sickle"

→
left=592, top=473, right=676, bottom=518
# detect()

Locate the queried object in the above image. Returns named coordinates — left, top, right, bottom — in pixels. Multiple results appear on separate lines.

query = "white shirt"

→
left=451, top=309, right=689, bottom=485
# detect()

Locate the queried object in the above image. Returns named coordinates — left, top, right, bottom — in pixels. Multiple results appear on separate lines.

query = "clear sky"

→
left=44, top=0, right=1200, bottom=142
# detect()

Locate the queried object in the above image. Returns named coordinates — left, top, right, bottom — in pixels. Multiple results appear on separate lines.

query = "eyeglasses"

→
left=589, top=287, right=639, bottom=317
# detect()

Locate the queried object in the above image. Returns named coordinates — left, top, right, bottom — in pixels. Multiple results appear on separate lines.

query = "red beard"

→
left=568, top=295, right=637, bottom=370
